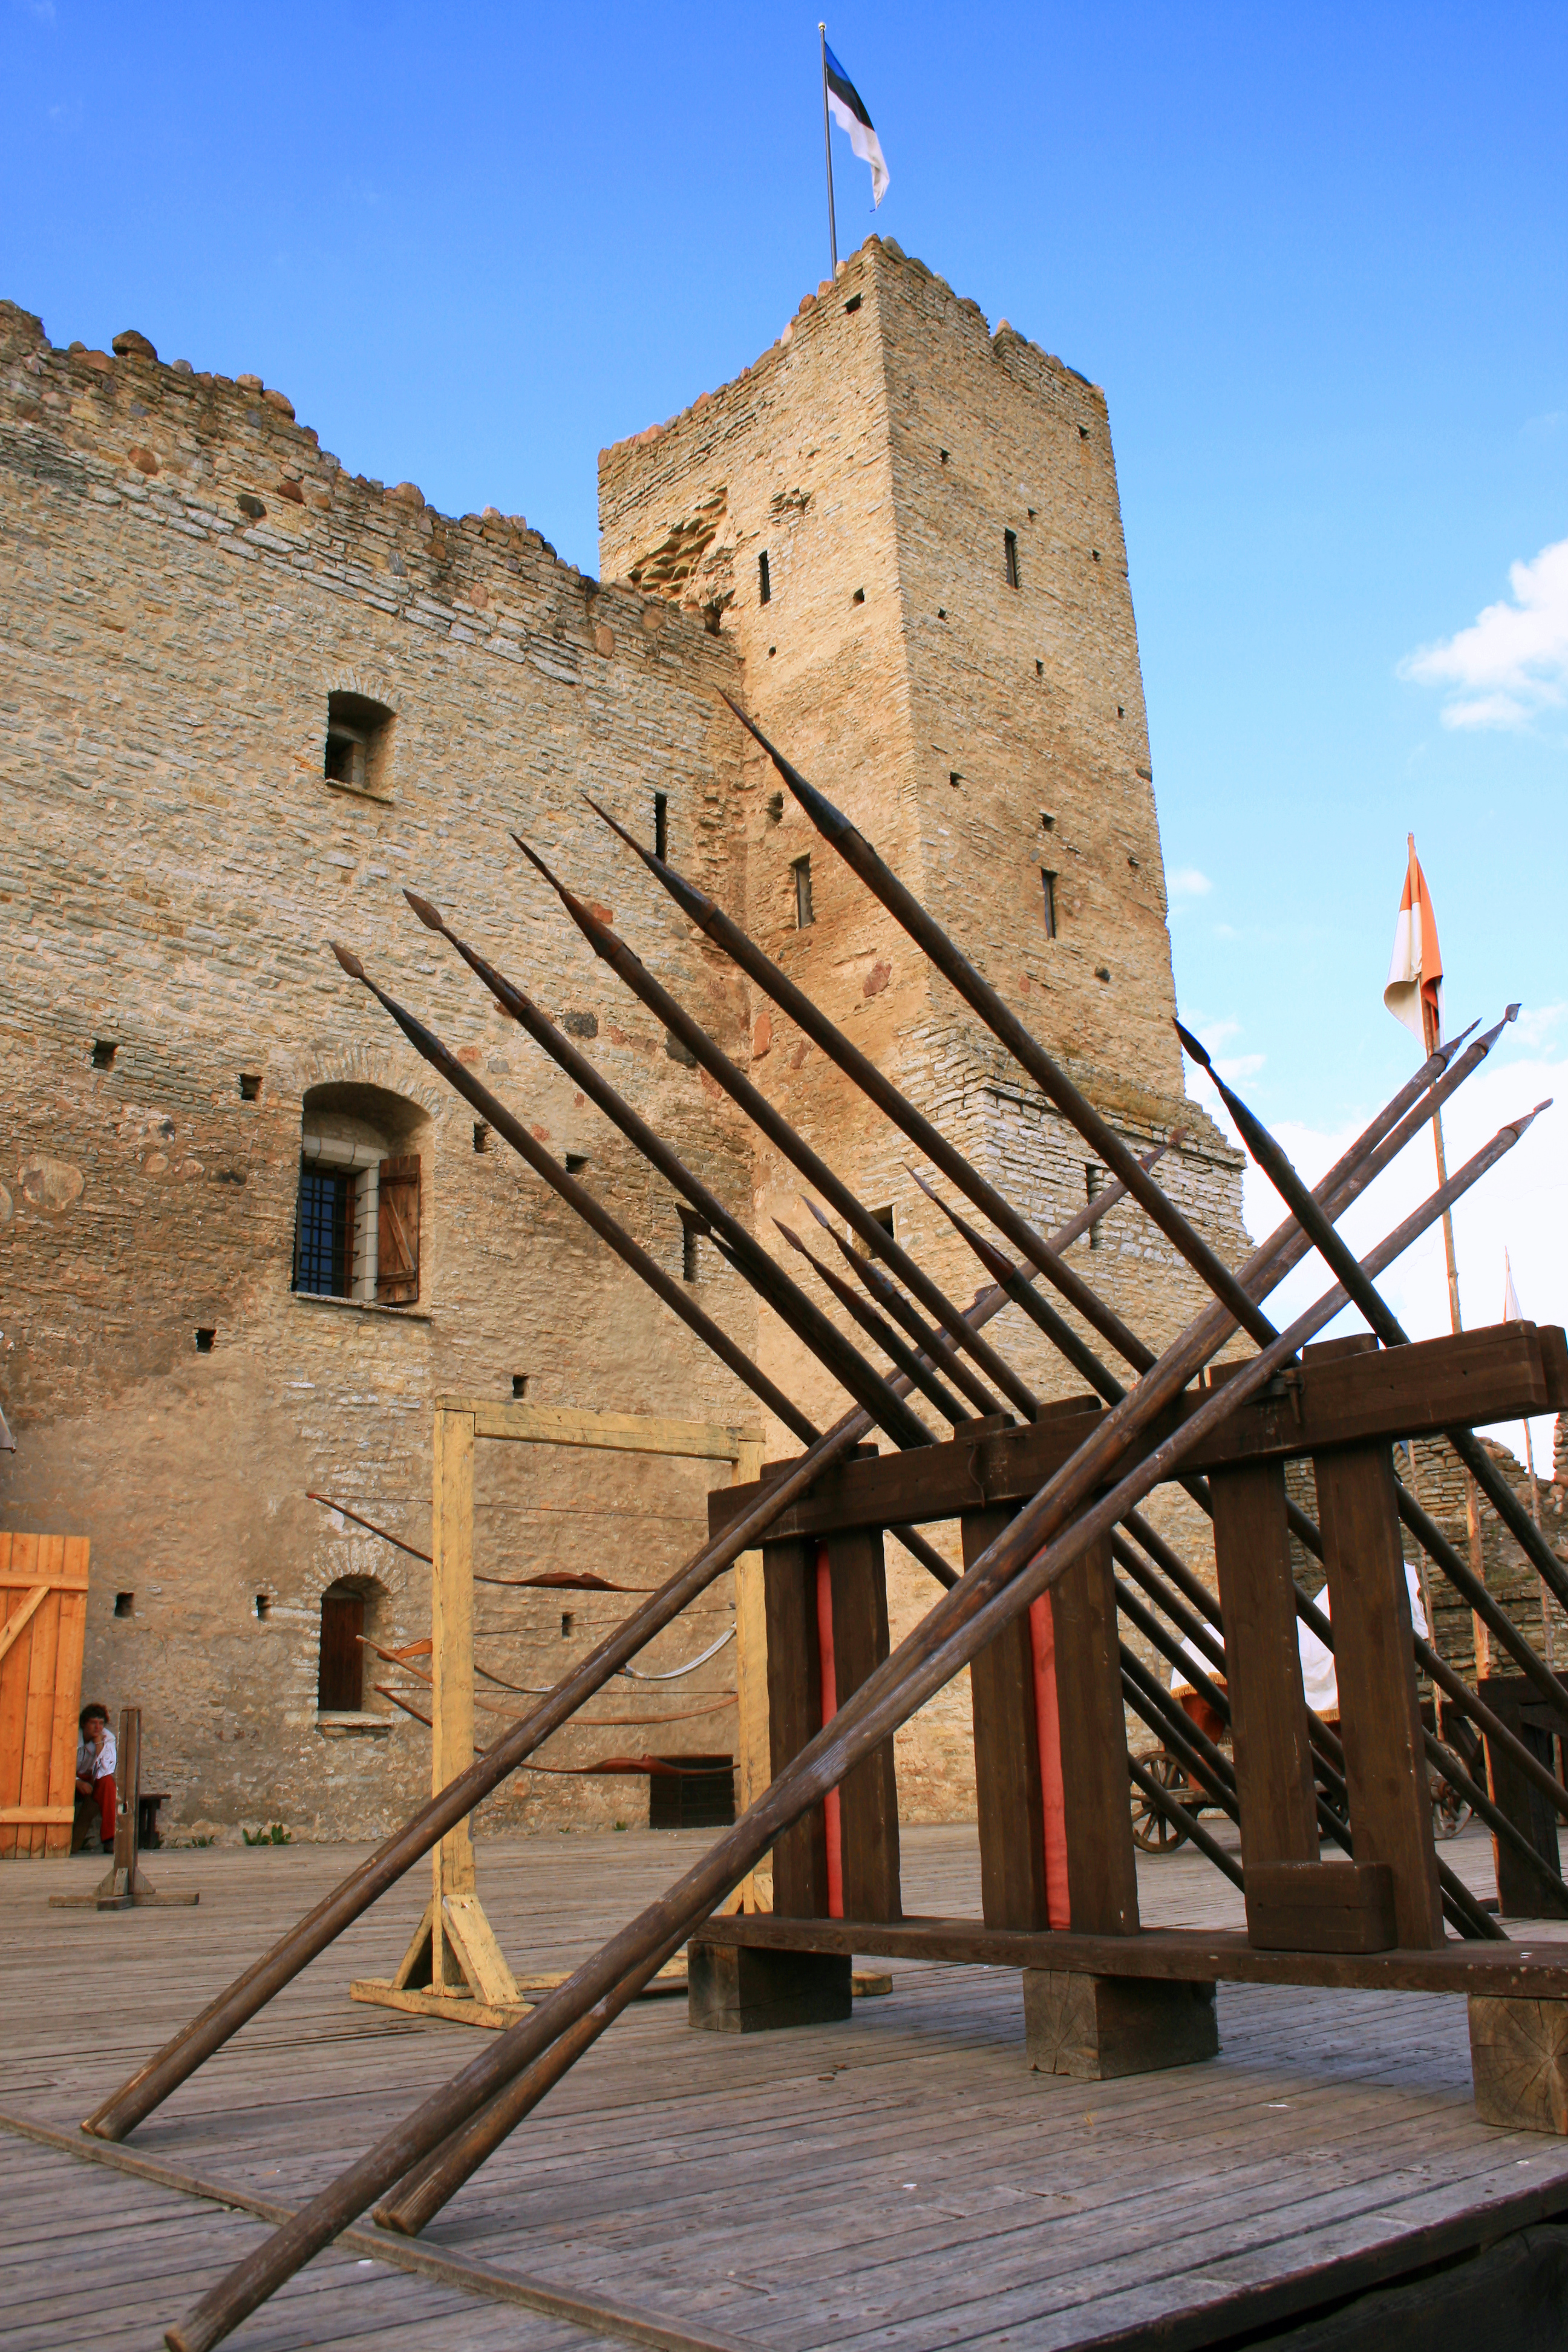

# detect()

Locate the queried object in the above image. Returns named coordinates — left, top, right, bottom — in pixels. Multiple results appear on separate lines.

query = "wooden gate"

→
left=1, top=1533, right=90, bottom=1858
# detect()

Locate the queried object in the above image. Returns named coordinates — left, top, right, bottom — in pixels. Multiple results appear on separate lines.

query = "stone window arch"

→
left=292, top=1082, right=430, bottom=1306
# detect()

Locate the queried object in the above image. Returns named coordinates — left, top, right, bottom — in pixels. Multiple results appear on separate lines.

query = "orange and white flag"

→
left=1384, top=834, right=1444, bottom=1044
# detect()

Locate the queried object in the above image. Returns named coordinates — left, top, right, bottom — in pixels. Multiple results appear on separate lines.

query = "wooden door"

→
left=1, top=1534, right=90, bottom=1858
left=318, top=1589, right=365, bottom=1711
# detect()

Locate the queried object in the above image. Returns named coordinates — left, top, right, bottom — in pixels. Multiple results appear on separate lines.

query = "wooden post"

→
left=1311, top=1343, right=1444, bottom=1949
left=730, top=1437, right=770, bottom=1914
left=826, top=1527, right=901, bottom=1922
left=1053, top=1529, right=1140, bottom=1935
left=47, top=1703, right=197, bottom=1911
left=1207, top=1462, right=1321, bottom=1895
left=761, top=1537, right=830, bottom=1916
left=964, top=1504, right=1050, bottom=1932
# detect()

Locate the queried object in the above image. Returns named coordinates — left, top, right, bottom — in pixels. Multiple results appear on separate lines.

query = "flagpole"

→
left=1410, top=829, right=1490, bottom=1679
left=819, top=23, right=838, bottom=275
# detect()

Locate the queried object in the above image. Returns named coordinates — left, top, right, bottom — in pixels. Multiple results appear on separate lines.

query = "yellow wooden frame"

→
left=351, top=1399, right=766, bottom=2029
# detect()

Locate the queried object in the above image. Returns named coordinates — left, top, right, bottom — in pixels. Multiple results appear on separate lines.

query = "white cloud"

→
left=1238, top=1038, right=1567, bottom=1474
left=1400, top=537, right=1568, bottom=732
left=1214, top=1052, right=1265, bottom=1082
left=1168, top=866, right=1213, bottom=902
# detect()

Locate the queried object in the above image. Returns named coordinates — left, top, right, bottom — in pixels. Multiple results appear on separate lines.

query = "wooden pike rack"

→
left=697, top=1319, right=1568, bottom=2120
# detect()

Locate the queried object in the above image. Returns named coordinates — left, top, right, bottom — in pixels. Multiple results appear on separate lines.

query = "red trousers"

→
left=94, top=1773, right=116, bottom=1848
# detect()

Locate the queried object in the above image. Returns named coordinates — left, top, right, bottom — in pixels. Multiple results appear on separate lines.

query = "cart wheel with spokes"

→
left=1131, top=1750, right=1192, bottom=1853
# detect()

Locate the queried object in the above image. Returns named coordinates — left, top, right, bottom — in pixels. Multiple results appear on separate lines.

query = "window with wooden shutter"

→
left=318, top=1587, right=365, bottom=1711
left=376, top=1153, right=421, bottom=1305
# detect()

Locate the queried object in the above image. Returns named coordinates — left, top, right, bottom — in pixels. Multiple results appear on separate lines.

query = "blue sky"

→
left=5, top=1, right=1564, bottom=1435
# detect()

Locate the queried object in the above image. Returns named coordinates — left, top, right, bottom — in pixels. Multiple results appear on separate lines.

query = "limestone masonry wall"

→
left=2, top=240, right=1261, bottom=1847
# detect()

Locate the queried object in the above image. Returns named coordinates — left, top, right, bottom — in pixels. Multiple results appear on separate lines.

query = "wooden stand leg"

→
left=828, top=1528, right=901, bottom=1924
left=1024, top=1970, right=1218, bottom=2080
left=1054, top=1529, right=1140, bottom=1935
left=762, top=1537, right=830, bottom=1916
left=1469, top=1996, right=1568, bottom=2133
left=965, top=1506, right=1050, bottom=1932
left=1310, top=1349, right=1444, bottom=1951
left=1208, top=1462, right=1321, bottom=1880
left=687, top=1941, right=852, bottom=2034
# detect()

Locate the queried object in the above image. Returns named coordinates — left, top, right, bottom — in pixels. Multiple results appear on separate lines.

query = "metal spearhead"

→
left=404, top=890, right=446, bottom=933
left=330, top=942, right=367, bottom=982
left=582, top=792, right=718, bottom=932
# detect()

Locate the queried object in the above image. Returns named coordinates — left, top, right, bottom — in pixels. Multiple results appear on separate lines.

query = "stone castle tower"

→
left=0, top=241, right=1244, bottom=1839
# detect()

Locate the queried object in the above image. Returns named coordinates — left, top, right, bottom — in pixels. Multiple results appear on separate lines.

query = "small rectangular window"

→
left=680, top=1209, right=700, bottom=1284
left=512, top=1373, right=528, bottom=1399
left=473, top=1122, right=491, bottom=1154
left=239, top=1073, right=263, bottom=1101
left=114, top=1592, right=134, bottom=1618
left=564, top=1152, right=588, bottom=1175
left=792, top=855, right=814, bottom=929
left=560, top=1612, right=575, bottom=1639
left=1085, top=1162, right=1105, bottom=1248
left=758, top=550, right=771, bottom=605
left=91, top=1040, right=116, bottom=1070
left=1004, top=529, right=1021, bottom=589
left=324, top=690, right=393, bottom=796
left=194, top=1328, right=215, bottom=1354
left=654, top=791, right=668, bottom=861
left=1041, top=869, right=1057, bottom=939
left=871, top=1206, right=895, bottom=1238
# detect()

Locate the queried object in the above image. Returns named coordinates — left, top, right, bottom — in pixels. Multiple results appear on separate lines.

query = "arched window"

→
left=293, top=1083, right=427, bottom=1306
left=317, top=1575, right=387, bottom=1713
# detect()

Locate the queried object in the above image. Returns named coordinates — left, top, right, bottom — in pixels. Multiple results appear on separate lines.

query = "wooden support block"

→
left=964, top=1506, right=1049, bottom=1932
left=761, top=1537, right=829, bottom=1917
left=1310, top=1364, right=1444, bottom=1951
left=1053, top=1528, right=1140, bottom=1935
left=1208, top=1460, right=1321, bottom=1884
left=826, top=1528, right=901, bottom=1923
left=1245, top=1860, right=1397, bottom=1953
left=687, top=1940, right=852, bottom=2033
left=1469, top=1996, right=1568, bottom=2134
left=1023, top=1970, right=1218, bottom=2080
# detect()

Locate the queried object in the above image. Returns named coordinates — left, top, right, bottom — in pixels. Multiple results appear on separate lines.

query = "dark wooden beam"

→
left=696, top=1910, right=1568, bottom=1999
left=707, top=1323, right=1562, bottom=1545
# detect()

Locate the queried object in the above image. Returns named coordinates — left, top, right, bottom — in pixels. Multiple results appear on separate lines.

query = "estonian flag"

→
left=825, top=43, right=890, bottom=207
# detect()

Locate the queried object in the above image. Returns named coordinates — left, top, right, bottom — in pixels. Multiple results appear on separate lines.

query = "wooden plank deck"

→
left=4, top=1821, right=1568, bottom=2350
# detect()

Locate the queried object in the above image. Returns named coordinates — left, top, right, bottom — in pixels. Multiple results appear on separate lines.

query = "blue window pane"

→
left=295, top=1167, right=350, bottom=1295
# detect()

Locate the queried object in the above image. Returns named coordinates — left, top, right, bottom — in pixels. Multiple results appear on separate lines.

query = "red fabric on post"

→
left=1028, top=1595, right=1071, bottom=1927
left=97, top=1772, right=117, bottom=1851
left=815, top=1543, right=844, bottom=1919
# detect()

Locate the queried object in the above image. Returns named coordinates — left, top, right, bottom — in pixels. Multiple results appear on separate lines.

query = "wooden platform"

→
left=7, top=1823, right=1568, bottom=2350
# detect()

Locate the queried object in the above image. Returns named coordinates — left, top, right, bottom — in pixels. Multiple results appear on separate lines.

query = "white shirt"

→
left=77, top=1728, right=117, bottom=1780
